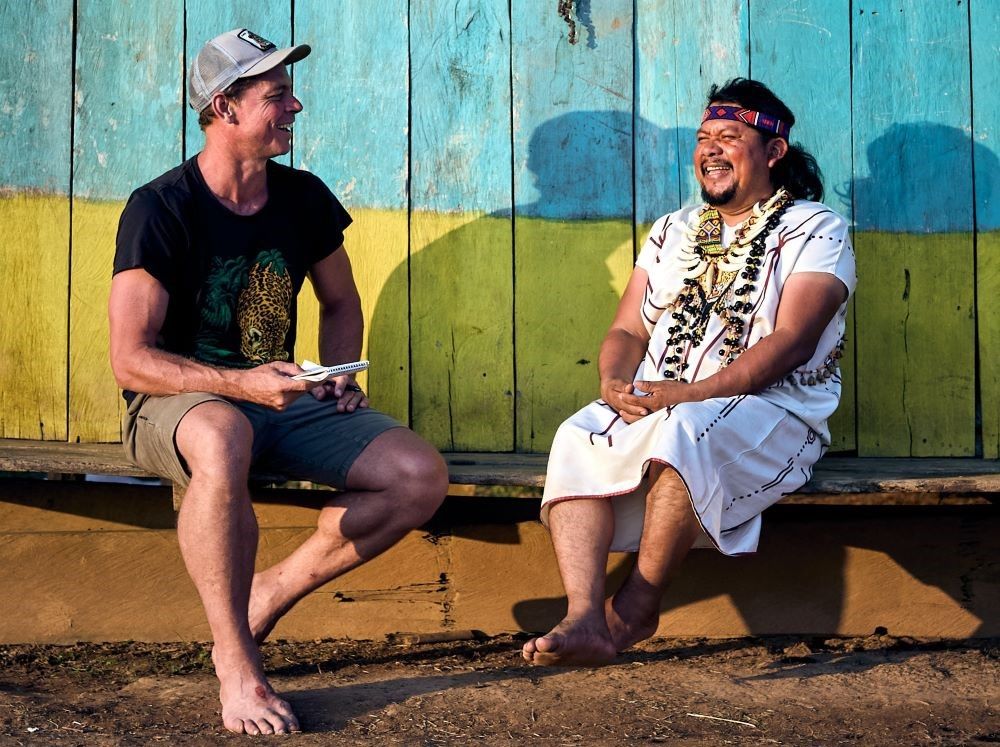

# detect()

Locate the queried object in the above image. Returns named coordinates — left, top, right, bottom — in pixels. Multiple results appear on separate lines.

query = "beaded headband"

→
left=702, top=105, right=791, bottom=139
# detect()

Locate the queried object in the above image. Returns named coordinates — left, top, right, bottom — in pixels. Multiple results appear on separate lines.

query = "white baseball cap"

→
left=188, top=28, right=310, bottom=112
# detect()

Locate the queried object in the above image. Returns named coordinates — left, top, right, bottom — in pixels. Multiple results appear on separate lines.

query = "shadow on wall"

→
left=367, top=110, right=695, bottom=451
left=845, top=122, right=998, bottom=231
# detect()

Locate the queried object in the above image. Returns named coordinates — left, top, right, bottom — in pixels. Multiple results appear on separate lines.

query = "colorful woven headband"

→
left=702, top=105, right=791, bottom=139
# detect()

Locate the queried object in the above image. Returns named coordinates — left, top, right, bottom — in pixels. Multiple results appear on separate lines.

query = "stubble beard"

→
left=701, top=182, right=738, bottom=207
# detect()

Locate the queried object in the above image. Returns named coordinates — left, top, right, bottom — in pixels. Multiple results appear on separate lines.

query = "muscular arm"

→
left=618, top=272, right=848, bottom=420
left=108, top=268, right=314, bottom=409
left=306, top=247, right=368, bottom=410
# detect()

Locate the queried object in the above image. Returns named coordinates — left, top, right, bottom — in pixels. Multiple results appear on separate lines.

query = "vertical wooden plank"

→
left=410, top=0, right=513, bottom=450
left=294, top=1, right=409, bottom=423
left=853, top=1, right=975, bottom=456
left=0, top=0, right=72, bottom=440
left=184, top=1, right=292, bottom=163
left=70, top=0, right=184, bottom=442
left=750, top=1, right=855, bottom=451
left=636, top=1, right=749, bottom=228
left=512, top=1, right=634, bottom=452
left=973, top=0, right=1000, bottom=458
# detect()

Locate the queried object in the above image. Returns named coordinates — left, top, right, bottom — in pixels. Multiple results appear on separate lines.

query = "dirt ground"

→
left=0, top=633, right=997, bottom=746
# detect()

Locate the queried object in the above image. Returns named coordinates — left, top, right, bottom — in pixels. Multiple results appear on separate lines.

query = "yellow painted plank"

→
left=410, top=212, right=514, bottom=450
left=514, top=218, right=632, bottom=452
left=827, top=299, right=856, bottom=452
left=69, top=199, right=125, bottom=442
left=0, top=195, right=69, bottom=440
left=979, top=232, right=1000, bottom=458
left=296, top=208, right=409, bottom=424
left=855, top=232, right=975, bottom=456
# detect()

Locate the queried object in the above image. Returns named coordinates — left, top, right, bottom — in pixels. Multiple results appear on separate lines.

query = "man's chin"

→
left=701, top=185, right=737, bottom=207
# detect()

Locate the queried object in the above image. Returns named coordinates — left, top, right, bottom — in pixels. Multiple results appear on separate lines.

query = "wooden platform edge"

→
left=1, top=439, right=999, bottom=495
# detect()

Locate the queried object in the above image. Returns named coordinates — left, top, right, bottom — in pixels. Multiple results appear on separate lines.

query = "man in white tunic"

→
left=523, top=79, right=856, bottom=666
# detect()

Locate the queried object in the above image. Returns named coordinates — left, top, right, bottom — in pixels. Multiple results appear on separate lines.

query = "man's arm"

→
left=108, top=268, right=315, bottom=410
left=306, top=247, right=367, bottom=410
left=598, top=267, right=655, bottom=420
left=618, top=272, right=848, bottom=421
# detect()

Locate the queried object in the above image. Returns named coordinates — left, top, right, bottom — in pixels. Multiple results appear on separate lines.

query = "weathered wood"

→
left=751, top=0, right=855, bottom=452
left=295, top=1, right=409, bottom=421
left=0, top=2, right=73, bottom=440
left=70, top=1, right=184, bottom=442
left=852, top=2, right=975, bottom=456
left=512, top=0, right=634, bottom=452
left=409, top=0, right=514, bottom=450
left=2, top=439, right=998, bottom=495
left=972, top=1, right=1000, bottom=458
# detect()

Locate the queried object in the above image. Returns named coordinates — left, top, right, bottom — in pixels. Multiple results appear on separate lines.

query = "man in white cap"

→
left=109, top=29, right=448, bottom=735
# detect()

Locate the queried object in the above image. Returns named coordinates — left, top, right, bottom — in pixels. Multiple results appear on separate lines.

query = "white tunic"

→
left=541, top=199, right=857, bottom=556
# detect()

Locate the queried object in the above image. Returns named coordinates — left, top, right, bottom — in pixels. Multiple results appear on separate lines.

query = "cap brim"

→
left=239, top=43, right=311, bottom=79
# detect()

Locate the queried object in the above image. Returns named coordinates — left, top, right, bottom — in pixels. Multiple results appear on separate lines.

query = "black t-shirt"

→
left=114, top=156, right=352, bottom=374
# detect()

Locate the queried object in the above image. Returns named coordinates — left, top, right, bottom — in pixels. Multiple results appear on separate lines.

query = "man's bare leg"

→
left=521, top=498, right=617, bottom=666
left=605, top=463, right=702, bottom=652
left=174, top=402, right=299, bottom=735
left=246, top=428, right=448, bottom=643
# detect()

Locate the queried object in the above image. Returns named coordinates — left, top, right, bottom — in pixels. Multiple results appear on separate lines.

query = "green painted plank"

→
left=184, top=1, right=292, bottom=164
left=0, top=1, right=72, bottom=439
left=972, top=0, right=1000, bottom=457
left=409, top=0, right=513, bottom=450
left=294, top=2, right=409, bottom=423
left=751, top=1, right=854, bottom=450
left=853, top=2, right=974, bottom=455
left=512, top=0, right=634, bottom=452
left=70, top=0, right=183, bottom=442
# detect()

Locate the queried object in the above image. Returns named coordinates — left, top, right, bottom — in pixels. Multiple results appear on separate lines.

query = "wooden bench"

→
left=1, top=438, right=998, bottom=509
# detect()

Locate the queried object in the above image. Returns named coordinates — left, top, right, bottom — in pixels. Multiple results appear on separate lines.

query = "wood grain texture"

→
left=410, top=0, right=513, bottom=450
left=71, top=1, right=184, bottom=442
left=972, top=0, right=1000, bottom=457
left=854, top=232, right=975, bottom=456
left=0, top=2, right=72, bottom=440
left=511, top=0, right=633, bottom=452
left=750, top=1, right=855, bottom=451
left=852, top=2, right=974, bottom=456
left=183, top=1, right=292, bottom=163
left=294, top=2, right=409, bottom=422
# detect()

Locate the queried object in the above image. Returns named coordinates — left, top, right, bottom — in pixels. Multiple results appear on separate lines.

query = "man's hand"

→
left=239, top=361, right=318, bottom=410
left=310, top=374, right=369, bottom=413
left=601, top=377, right=652, bottom=424
left=617, top=379, right=696, bottom=422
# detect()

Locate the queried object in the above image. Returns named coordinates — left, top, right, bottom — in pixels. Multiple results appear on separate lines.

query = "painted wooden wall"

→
left=1, top=1, right=996, bottom=458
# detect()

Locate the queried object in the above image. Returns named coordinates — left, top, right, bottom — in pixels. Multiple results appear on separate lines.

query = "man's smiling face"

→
left=694, top=106, right=778, bottom=209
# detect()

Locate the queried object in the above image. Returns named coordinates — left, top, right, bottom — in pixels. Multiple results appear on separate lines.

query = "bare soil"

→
left=0, top=633, right=997, bottom=745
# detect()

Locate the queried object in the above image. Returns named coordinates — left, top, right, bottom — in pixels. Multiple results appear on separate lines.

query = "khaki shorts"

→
left=123, top=392, right=403, bottom=491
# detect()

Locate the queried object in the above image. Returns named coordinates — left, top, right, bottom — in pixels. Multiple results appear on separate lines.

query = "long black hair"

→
left=707, top=78, right=825, bottom=202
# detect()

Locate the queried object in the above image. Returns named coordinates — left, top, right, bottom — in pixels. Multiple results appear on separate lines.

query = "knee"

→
left=382, top=448, right=448, bottom=526
left=176, top=402, right=254, bottom=484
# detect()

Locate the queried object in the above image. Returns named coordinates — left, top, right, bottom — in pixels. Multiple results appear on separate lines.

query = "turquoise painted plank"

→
left=294, top=1, right=407, bottom=210
left=646, top=1, right=749, bottom=213
left=74, top=0, right=183, bottom=199
left=750, top=0, right=851, bottom=216
left=410, top=0, right=511, bottom=212
left=0, top=0, right=73, bottom=191
left=852, top=1, right=972, bottom=232
left=184, top=1, right=292, bottom=165
left=513, top=0, right=633, bottom=219
left=972, top=0, right=1000, bottom=231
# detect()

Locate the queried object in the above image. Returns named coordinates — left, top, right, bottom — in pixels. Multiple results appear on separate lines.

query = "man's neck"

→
left=715, top=185, right=779, bottom=226
left=196, top=145, right=270, bottom=216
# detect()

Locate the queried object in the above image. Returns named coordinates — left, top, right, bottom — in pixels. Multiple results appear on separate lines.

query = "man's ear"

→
left=211, top=93, right=237, bottom=124
left=767, top=137, right=789, bottom=168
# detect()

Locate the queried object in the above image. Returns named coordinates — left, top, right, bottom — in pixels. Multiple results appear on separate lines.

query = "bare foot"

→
left=605, top=595, right=659, bottom=653
left=521, top=617, right=616, bottom=667
left=212, top=645, right=300, bottom=735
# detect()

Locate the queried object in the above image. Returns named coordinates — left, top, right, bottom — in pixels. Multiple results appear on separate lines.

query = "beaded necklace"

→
left=661, top=188, right=793, bottom=382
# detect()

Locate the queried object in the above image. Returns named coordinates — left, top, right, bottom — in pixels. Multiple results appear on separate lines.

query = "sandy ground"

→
left=0, top=633, right=997, bottom=745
